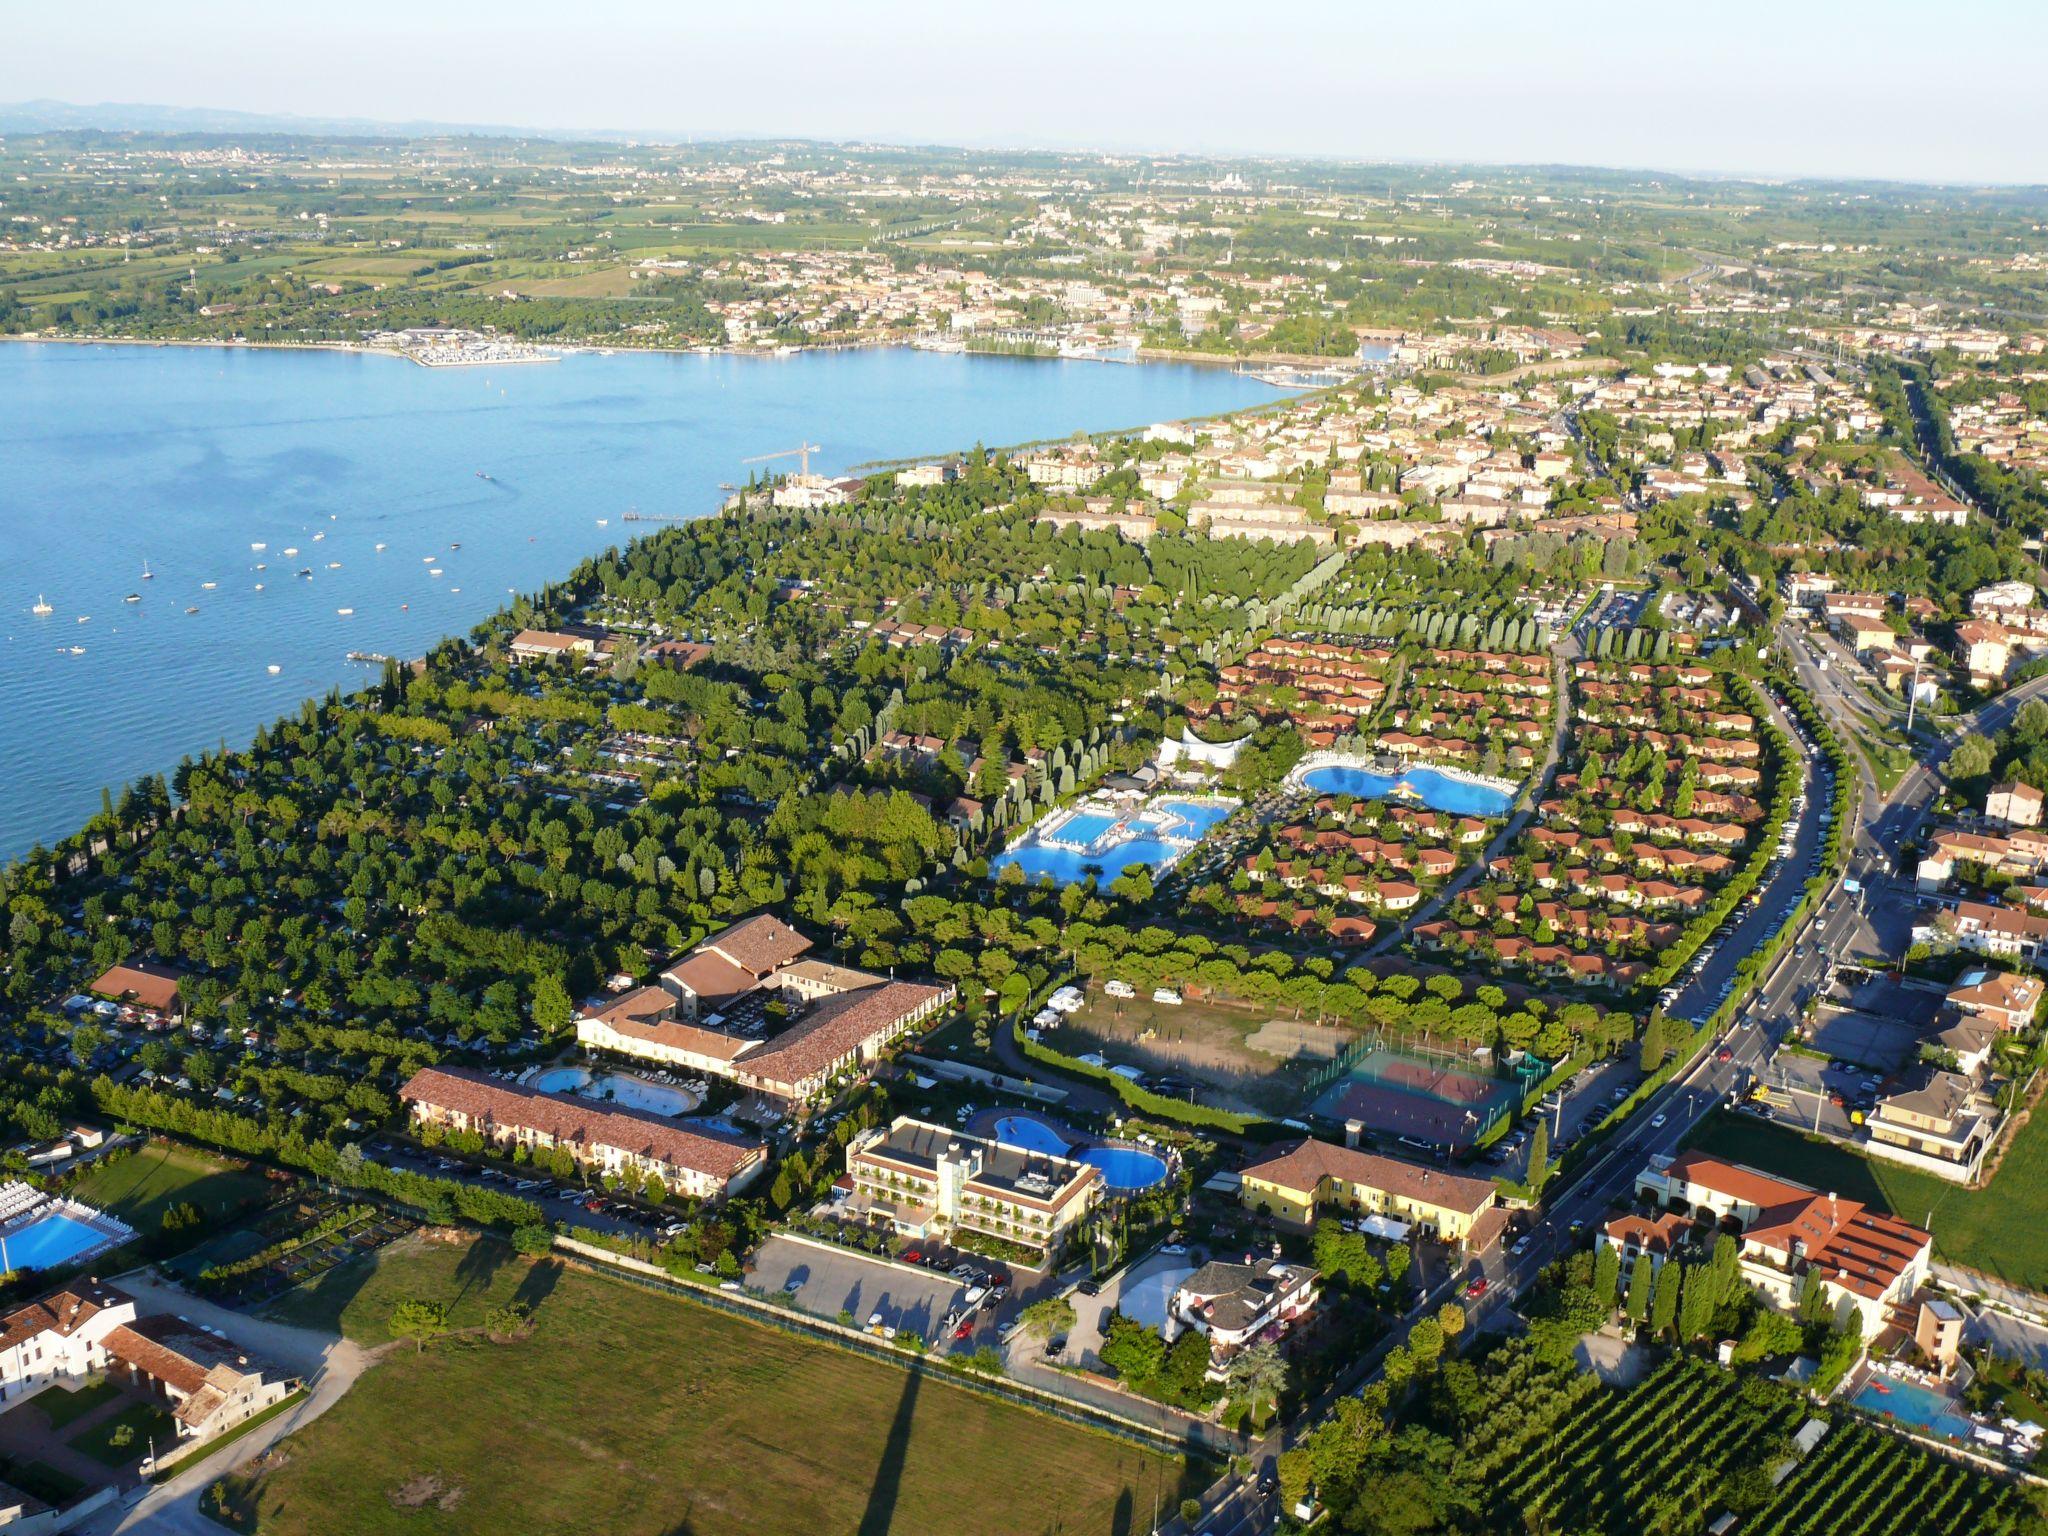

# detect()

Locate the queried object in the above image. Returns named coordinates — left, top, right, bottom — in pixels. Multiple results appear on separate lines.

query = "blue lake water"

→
left=0, top=1212, right=111, bottom=1271
left=0, top=342, right=1290, bottom=858
left=1299, top=764, right=1514, bottom=817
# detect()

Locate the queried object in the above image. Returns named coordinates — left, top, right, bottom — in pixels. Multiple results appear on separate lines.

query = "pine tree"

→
left=1593, top=1245, right=1621, bottom=1309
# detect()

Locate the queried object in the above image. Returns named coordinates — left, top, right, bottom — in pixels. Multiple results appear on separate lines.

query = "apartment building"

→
left=846, top=1118, right=1099, bottom=1252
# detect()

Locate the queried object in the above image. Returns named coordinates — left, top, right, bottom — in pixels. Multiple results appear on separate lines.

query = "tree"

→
left=1731, top=1309, right=1803, bottom=1364
left=1593, top=1245, right=1621, bottom=1309
left=1650, top=1262, right=1681, bottom=1336
left=1625, top=1252, right=1654, bottom=1323
left=1678, top=1262, right=1716, bottom=1342
left=1387, top=1241, right=1414, bottom=1289
left=391, top=1298, right=450, bottom=1354
left=1526, top=1117, right=1550, bottom=1190
left=1436, top=1302, right=1465, bottom=1343
left=531, top=973, right=573, bottom=1033
left=1226, top=1340, right=1290, bottom=1406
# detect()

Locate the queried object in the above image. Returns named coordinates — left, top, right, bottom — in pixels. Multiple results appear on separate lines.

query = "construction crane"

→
left=742, top=443, right=820, bottom=478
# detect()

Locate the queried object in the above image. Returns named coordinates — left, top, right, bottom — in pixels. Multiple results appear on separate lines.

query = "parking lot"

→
left=376, top=1142, right=665, bottom=1241
left=746, top=1233, right=995, bottom=1346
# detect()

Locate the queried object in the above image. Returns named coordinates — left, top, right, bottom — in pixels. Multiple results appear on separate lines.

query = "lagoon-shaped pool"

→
left=1299, top=764, right=1514, bottom=818
left=530, top=1066, right=701, bottom=1116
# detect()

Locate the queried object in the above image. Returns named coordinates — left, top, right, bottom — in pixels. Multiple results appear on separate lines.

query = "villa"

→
left=574, top=915, right=954, bottom=1104
left=0, top=1281, right=296, bottom=1447
left=1635, top=1152, right=1931, bottom=1333
left=399, top=1065, right=767, bottom=1199
left=1168, top=1256, right=1320, bottom=1375
left=1237, top=1139, right=1500, bottom=1246
left=845, top=1118, right=1100, bottom=1252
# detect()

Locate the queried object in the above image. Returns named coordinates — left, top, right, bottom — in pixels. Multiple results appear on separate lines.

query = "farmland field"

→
left=1457, top=1350, right=2037, bottom=1536
left=226, top=1233, right=1193, bottom=1536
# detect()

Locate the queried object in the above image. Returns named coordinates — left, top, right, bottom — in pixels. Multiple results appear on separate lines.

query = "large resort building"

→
left=1628, top=1151, right=1933, bottom=1334
left=575, top=915, right=954, bottom=1104
left=846, top=1118, right=1100, bottom=1253
left=399, top=1065, right=767, bottom=1200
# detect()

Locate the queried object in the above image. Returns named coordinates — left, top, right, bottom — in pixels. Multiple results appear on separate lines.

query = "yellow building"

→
left=1237, top=1139, right=1498, bottom=1243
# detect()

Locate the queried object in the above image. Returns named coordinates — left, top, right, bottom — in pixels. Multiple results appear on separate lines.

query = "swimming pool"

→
left=1299, top=764, right=1514, bottom=817
left=994, top=1116, right=1071, bottom=1157
left=1050, top=811, right=1121, bottom=848
left=531, top=1066, right=701, bottom=1116
left=991, top=797, right=1236, bottom=886
left=1082, top=1145, right=1170, bottom=1191
left=0, top=1212, right=116, bottom=1272
left=1852, top=1376, right=1976, bottom=1442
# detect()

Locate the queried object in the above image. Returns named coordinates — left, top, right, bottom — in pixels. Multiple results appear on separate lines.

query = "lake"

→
left=0, top=342, right=1290, bottom=858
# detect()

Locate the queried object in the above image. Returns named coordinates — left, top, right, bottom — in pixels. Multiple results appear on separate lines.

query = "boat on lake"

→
left=31, top=595, right=52, bottom=615
left=124, top=593, right=141, bottom=603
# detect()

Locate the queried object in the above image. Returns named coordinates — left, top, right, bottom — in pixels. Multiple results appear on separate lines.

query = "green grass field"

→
left=69, top=1142, right=275, bottom=1237
left=231, top=1234, right=1194, bottom=1536
left=1691, top=1109, right=2048, bottom=1291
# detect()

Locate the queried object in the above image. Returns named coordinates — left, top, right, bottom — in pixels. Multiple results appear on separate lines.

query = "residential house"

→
left=1635, top=1152, right=1932, bottom=1332
left=1168, top=1256, right=1320, bottom=1375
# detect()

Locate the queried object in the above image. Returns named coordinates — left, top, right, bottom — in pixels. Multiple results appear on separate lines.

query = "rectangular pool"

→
left=0, top=1212, right=116, bottom=1272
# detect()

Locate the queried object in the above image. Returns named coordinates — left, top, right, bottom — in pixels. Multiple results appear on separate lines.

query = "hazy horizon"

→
left=7, top=0, right=2048, bottom=185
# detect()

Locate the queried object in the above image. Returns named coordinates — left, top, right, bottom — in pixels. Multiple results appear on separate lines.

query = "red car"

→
left=1464, top=1277, right=1490, bottom=1300
left=1716, top=1047, right=1733, bottom=1062
left=953, top=1319, right=975, bottom=1341
left=903, top=1250, right=923, bottom=1265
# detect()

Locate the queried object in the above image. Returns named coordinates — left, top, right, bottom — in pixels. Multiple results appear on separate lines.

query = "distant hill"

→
left=0, top=97, right=642, bottom=142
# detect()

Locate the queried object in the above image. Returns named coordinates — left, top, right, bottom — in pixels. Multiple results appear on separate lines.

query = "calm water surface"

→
left=1, top=342, right=1288, bottom=857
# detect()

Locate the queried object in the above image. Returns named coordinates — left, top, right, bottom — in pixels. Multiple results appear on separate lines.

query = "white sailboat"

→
left=31, top=594, right=52, bottom=615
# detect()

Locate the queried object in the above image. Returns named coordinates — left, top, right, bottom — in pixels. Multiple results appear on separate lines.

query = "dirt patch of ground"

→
left=1051, top=992, right=1354, bottom=1116
left=389, top=1473, right=464, bottom=1512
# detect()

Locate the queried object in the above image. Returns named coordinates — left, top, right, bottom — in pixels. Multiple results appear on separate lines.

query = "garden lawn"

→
left=69, top=1142, right=272, bottom=1235
left=34, top=1377, right=123, bottom=1429
left=69, top=1402, right=176, bottom=1468
left=1690, top=1110, right=2048, bottom=1291
left=229, top=1234, right=1194, bottom=1536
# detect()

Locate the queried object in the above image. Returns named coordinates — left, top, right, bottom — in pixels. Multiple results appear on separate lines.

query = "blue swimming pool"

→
left=992, top=797, right=1236, bottom=886
left=994, top=1116, right=1072, bottom=1157
left=1052, top=812, right=1121, bottom=847
left=0, top=1213, right=113, bottom=1272
left=1300, top=764, right=1514, bottom=817
left=1082, top=1145, right=1170, bottom=1191
left=1851, top=1377, right=1975, bottom=1441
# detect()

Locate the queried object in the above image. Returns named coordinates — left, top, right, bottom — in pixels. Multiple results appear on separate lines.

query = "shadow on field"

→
left=514, top=1257, right=563, bottom=1315
left=454, top=1234, right=514, bottom=1307
left=855, top=1365, right=921, bottom=1536
left=1112, top=1488, right=1134, bottom=1536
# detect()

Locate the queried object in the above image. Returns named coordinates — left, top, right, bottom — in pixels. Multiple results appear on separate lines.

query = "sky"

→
left=8, top=0, right=2048, bottom=184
